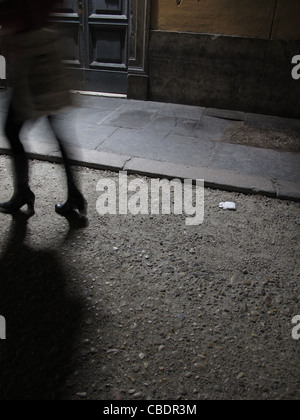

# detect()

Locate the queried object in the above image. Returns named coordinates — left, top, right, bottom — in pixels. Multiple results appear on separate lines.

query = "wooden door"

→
left=52, top=0, right=129, bottom=93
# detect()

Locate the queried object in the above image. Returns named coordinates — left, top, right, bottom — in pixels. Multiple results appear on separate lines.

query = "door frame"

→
left=127, top=0, right=152, bottom=100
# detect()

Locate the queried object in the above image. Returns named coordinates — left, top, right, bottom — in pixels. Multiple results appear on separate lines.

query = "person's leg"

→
left=0, top=106, right=35, bottom=214
left=48, top=115, right=76, bottom=191
left=5, top=106, right=29, bottom=190
left=47, top=114, right=87, bottom=215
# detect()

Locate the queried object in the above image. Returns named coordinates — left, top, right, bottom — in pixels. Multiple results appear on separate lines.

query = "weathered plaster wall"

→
left=151, top=0, right=300, bottom=41
left=272, top=0, right=300, bottom=40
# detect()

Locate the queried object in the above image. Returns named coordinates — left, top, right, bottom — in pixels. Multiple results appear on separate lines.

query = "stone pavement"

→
left=0, top=89, right=300, bottom=201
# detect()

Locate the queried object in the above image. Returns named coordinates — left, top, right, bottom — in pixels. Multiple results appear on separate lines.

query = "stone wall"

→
left=151, top=0, right=300, bottom=41
left=147, top=0, right=300, bottom=118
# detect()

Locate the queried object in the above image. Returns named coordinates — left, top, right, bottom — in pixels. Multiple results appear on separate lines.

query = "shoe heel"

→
left=27, top=197, right=35, bottom=215
left=0, top=189, right=35, bottom=215
left=76, top=196, right=87, bottom=215
left=55, top=190, right=87, bottom=216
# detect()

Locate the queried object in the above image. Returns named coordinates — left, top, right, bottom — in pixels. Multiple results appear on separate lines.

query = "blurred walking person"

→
left=0, top=0, right=87, bottom=216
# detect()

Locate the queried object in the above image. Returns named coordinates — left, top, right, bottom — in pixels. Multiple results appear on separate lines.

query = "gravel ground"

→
left=0, top=155, right=299, bottom=400
left=221, top=123, right=300, bottom=153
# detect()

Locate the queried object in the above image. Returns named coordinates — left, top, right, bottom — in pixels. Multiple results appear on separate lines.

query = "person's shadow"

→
left=0, top=214, right=83, bottom=400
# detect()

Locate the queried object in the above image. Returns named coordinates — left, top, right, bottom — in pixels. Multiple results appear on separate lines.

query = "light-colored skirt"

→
left=2, top=27, right=72, bottom=122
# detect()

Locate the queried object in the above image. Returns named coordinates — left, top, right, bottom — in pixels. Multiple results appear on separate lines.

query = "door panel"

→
left=52, top=0, right=83, bottom=67
left=90, top=27, right=127, bottom=68
left=52, top=0, right=129, bottom=93
left=61, top=24, right=82, bottom=67
left=90, top=0, right=126, bottom=16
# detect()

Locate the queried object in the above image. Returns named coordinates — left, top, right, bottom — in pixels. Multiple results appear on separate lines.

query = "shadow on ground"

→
left=0, top=214, right=83, bottom=400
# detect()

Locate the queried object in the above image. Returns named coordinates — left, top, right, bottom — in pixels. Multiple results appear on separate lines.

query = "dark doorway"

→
left=52, top=0, right=129, bottom=93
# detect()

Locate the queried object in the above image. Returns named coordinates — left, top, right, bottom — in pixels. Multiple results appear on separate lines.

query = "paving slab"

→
left=245, top=113, right=300, bottom=132
left=204, top=108, right=245, bottom=121
left=103, top=108, right=157, bottom=130
left=124, top=156, right=276, bottom=197
left=0, top=90, right=299, bottom=201
left=101, top=128, right=216, bottom=167
left=190, top=115, right=235, bottom=141
left=275, top=180, right=300, bottom=202
left=210, top=141, right=300, bottom=183
left=159, top=102, right=204, bottom=119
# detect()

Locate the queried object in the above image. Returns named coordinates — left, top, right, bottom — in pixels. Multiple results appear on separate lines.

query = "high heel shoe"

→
left=55, top=190, right=87, bottom=216
left=0, top=189, right=35, bottom=215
